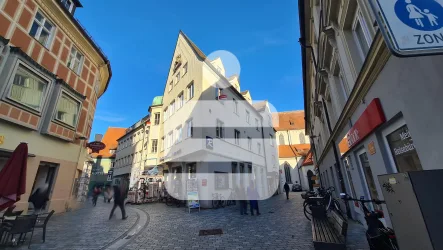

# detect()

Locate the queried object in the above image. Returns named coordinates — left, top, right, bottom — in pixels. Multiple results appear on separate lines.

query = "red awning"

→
left=0, top=143, right=28, bottom=211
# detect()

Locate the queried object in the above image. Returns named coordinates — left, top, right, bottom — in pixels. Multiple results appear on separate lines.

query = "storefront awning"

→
left=0, top=148, right=35, bottom=157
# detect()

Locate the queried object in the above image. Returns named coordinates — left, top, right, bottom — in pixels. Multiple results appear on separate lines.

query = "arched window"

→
left=299, top=132, right=306, bottom=144
left=284, top=164, right=292, bottom=183
left=279, top=134, right=285, bottom=145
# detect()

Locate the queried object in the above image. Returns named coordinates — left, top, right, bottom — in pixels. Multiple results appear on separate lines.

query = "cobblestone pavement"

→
left=9, top=198, right=138, bottom=250
left=126, top=192, right=370, bottom=250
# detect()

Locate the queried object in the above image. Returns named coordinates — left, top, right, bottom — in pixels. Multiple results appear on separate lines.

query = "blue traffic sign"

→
left=395, top=0, right=443, bottom=31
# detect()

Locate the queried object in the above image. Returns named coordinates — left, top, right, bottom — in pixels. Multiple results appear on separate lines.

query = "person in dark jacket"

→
left=284, top=182, right=290, bottom=200
left=109, top=185, right=127, bottom=220
left=236, top=184, right=248, bottom=215
left=29, top=184, right=50, bottom=213
left=247, top=181, right=260, bottom=216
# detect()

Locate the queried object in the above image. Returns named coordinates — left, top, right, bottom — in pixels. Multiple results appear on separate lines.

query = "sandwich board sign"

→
left=371, top=0, right=443, bottom=56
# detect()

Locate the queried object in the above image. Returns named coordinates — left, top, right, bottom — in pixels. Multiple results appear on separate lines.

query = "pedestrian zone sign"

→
left=372, top=0, right=443, bottom=56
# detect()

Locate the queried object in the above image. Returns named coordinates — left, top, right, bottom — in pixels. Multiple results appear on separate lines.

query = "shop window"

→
left=55, top=93, right=80, bottom=127
left=357, top=150, right=379, bottom=201
left=386, top=125, right=423, bottom=172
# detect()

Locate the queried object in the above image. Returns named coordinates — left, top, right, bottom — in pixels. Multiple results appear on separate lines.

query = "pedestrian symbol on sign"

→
left=395, top=0, right=443, bottom=31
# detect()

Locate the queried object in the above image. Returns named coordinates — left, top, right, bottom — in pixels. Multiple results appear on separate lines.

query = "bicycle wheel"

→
left=220, top=199, right=226, bottom=208
left=303, top=203, right=312, bottom=221
left=212, top=199, right=219, bottom=209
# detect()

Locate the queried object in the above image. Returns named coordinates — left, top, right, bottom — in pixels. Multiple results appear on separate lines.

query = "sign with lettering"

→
left=107, top=169, right=114, bottom=182
left=371, top=0, right=443, bottom=56
left=86, top=141, right=106, bottom=153
left=344, top=98, right=385, bottom=151
left=386, top=124, right=423, bottom=172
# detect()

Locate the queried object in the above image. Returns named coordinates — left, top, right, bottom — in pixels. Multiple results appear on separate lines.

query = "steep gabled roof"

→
left=91, top=127, right=126, bottom=158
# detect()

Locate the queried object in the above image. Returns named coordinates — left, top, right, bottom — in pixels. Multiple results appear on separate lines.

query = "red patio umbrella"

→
left=0, top=142, right=28, bottom=211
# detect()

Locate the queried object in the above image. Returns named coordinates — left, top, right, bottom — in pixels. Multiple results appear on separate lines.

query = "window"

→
left=177, top=92, right=184, bottom=109
left=176, top=126, right=182, bottom=143
left=284, top=164, right=292, bottom=183
left=169, top=101, right=175, bottom=116
left=215, top=87, right=224, bottom=100
left=248, top=137, right=252, bottom=150
left=257, top=142, right=261, bottom=154
left=168, top=132, right=173, bottom=148
left=186, top=119, right=193, bottom=138
left=151, top=139, right=158, bottom=153
left=29, top=12, right=54, bottom=48
left=175, top=72, right=180, bottom=85
left=233, top=99, right=238, bottom=114
left=60, top=0, right=74, bottom=12
left=299, top=132, right=306, bottom=144
left=55, top=93, right=80, bottom=127
left=234, top=129, right=240, bottom=145
left=67, top=47, right=84, bottom=74
left=187, top=82, right=194, bottom=100
left=270, top=134, right=274, bottom=146
left=255, top=118, right=259, bottom=131
left=168, top=81, right=173, bottom=92
left=183, top=63, right=188, bottom=75
left=164, top=107, right=168, bottom=121
left=216, top=120, right=224, bottom=138
left=8, top=65, right=48, bottom=111
left=161, top=137, right=165, bottom=151
left=353, top=10, right=371, bottom=59
left=279, top=134, right=285, bottom=145
left=154, top=113, right=160, bottom=125
left=246, top=111, right=250, bottom=123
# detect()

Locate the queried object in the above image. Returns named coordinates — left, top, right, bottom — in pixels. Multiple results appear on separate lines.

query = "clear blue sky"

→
left=76, top=0, right=304, bottom=139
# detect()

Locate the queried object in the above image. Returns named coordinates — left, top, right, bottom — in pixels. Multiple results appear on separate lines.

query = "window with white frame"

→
left=255, top=118, right=259, bottom=131
left=176, top=126, right=182, bottom=143
left=246, top=110, right=250, bottom=123
left=257, top=142, right=261, bottom=154
left=169, top=81, right=173, bottom=92
left=187, top=82, right=194, bottom=100
left=299, top=132, right=306, bottom=144
left=279, top=134, right=285, bottom=145
left=216, top=120, right=224, bottom=138
left=177, top=92, right=184, bottom=109
left=248, top=137, right=252, bottom=150
left=67, top=47, right=84, bottom=74
left=169, top=101, right=175, bottom=116
left=234, top=129, right=240, bottom=145
left=175, top=72, right=180, bottom=85
left=183, top=63, right=188, bottom=75
left=151, top=139, right=158, bottom=153
left=353, top=10, right=372, bottom=59
left=8, top=65, right=49, bottom=111
left=233, top=99, right=238, bottom=114
left=186, top=119, right=193, bottom=138
left=60, top=0, right=74, bottom=13
left=0, top=0, right=5, bottom=9
left=29, top=12, right=54, bottom=48
left=154, top=113, right=160, bottom=125
left=168, top=131, right=173, bottom=148
left=55, top=93, right=80, bottom=127
left=164, top=107, right=168, bottom=121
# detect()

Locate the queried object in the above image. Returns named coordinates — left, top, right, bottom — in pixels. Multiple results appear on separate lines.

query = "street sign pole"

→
left=370, top=0, right=443, bottom=57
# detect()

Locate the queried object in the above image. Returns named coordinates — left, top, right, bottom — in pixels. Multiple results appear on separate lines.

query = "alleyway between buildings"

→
left=12, top=193, right=369, bottom=250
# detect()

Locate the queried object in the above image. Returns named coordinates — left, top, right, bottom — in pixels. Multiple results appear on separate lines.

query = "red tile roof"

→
left=278, top=144, right=310, bottom=158
left=273, top=111, right=305, bottom=131
left=91, top=127, right=126, bottom=158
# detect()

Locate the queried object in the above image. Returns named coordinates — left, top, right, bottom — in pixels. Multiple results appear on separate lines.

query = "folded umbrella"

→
left=0, top=143, right=28, bottom=211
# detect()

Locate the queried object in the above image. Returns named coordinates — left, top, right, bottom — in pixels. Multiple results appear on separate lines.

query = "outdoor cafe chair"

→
left=0, top=214, right=37, bottom=249
left=34, top=210, right=54, bottom=242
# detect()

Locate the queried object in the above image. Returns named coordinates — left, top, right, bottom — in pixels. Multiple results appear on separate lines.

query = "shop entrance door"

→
left=29, top=162, right=58, bottom=212
left=356, top=149, right=379, bottom=203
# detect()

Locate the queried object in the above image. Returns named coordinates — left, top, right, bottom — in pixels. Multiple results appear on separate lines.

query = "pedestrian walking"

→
left=247, top=181, right=260, bottom=216
left=236, top=184, right=248, bottom=215
left=104, top=186, right=113, bottom=203
left=29, top=184, right=49, bottom=213
left=92, top=186, right=101, bottom=206
left=284, top=182, right=290, bottom=200
left=109, top=185, right=127, bottom=220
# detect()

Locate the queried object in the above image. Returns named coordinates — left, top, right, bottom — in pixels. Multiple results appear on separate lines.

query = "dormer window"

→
left=60, top=0, right=74, bottom=13
left=289, top=120, right=294, bottom=125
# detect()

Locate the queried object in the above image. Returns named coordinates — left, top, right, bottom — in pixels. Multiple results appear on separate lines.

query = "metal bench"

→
left=312, top=209, right=348, bottom=250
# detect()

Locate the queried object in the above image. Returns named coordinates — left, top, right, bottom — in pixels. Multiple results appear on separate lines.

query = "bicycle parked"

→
left=302, top=186, right=343, bottom=221
left=212, top=193, right=225, bottom=209
left=340, top=193, right=398, bottom=250
left=225, top=189, right=236, bottom=206
left=165, top=192, right=183, bottom=207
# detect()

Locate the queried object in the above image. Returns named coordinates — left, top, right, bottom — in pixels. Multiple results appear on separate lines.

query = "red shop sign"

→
left=87, top=141, right=106, bottom=153
left=345, top=98, right=386, bottom=150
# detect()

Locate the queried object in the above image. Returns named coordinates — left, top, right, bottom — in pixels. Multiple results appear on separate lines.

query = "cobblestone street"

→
left=8, top=193, right=369, bottom=250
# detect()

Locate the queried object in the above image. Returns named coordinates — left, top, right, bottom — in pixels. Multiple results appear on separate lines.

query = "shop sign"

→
left=107, top=169, right=114, bottom=182
left=386, top=125, right=423, bottom=172
left=87, top=141, right=106, bottom=153
left=368, top=141, right=376, bottom=155
left=0, top=135, right=4, bottom=145
left=345, top=98, right=386, bottom=151
left=370, top=0, right=443, bottom=56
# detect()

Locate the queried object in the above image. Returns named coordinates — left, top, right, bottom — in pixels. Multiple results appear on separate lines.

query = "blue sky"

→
left=76, top=0, right=303, bottom=138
